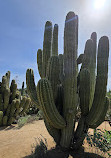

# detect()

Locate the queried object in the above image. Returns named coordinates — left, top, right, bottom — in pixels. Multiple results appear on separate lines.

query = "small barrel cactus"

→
left=0, top=71, right=31, bottom=126
left=26, top=12, right=109, bottom=150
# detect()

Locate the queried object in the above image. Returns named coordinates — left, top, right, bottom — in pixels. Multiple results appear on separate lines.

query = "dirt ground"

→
left=0, top=120, right=110, bottom=158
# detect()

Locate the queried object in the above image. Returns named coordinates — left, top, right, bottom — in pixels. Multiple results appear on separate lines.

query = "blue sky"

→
left=0, top=0, right=111, bottom=90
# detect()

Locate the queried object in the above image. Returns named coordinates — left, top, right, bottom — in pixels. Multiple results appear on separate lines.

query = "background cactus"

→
left=21, top=81, right=25, bottom=96
left=106, top=90, right=111, bottom=122
left=0, top=71, right=31, bottom=126
left=26, top=11, right=109, bottom=150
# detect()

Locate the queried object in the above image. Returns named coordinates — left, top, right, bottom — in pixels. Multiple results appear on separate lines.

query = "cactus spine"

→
left=26, top=12, right=109, bottom=149
left=0, top=71, right=31, bottom=126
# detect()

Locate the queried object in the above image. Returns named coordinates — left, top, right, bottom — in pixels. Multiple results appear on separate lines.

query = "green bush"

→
left=106, top=91, right=111, bottom=121
left=86, top=129, right=111, bottom=157
left=30, top=137, right=48, bottom=158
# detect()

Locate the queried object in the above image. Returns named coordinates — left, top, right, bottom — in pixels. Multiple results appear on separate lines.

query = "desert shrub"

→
left=17, top=115, right=31, bottom=128
left=26, top=102, right=39, bottom=115
left=30, top=137, right=48, bottom=158
left=86, top=129, right=111, bottom=157
left=106, top=91, right=111, bottom=121
left=17, top=112, right=43, bottom=128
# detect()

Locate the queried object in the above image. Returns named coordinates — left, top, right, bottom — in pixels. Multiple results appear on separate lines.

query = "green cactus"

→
left=0, top=71, right=31, bottom=126
left=3, top=116, right=8, bottom=126
left=26, top=11, right=109, bottom=150
left=0, top=111, right=3, bottom=126
left=52, top=24, right=58, bottom=56
left=20, top=97, right=31, bottom=115
left=21, top=81, right=25, bottom=96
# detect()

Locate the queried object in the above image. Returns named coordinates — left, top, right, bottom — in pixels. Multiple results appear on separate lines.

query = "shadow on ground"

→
left=24, top=147, right=105, bottom=158
left=0, top=124, right=16, bottom=131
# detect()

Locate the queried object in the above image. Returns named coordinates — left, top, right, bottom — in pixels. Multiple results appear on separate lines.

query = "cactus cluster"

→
left=26, top=12, right=109, bottom=149
left=0, top=71, right=31, bottom=126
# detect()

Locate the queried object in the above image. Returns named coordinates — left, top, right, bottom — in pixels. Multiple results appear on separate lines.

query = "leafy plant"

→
left=106, top=91, right=111, bottom=121
left=86, top=129, right=111, bottom=157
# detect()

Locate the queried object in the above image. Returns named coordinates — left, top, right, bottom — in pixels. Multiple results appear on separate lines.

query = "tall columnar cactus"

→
left=0, top=71, right=31, bottom=126
left=26, top=12, right=109, bottom=150
left=21, top=81, right=25, bottom=96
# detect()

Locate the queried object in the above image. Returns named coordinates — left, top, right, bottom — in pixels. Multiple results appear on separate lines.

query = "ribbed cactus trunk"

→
left=26, top=11, right=109, bottom=151
left=52, top=24, right=58, bottom=56
left=43, top=21, right=52, bottom=77
left=60, top=12, right=78, bottom=148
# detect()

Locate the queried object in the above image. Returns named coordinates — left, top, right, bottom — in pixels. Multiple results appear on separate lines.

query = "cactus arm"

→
left=0, top=111, right=3, bottom=126
left=91, top=32, right=97, bottom=62
left=16, top=90, right=21, bottom=99
left=10, top=100, right=16, bottom=117
left=10, top=80, right=17, bottom=101
left=15, top=99, right=20, bottom=109
left=52, top=24, right=58, bottom=56
left=77, top=54, right=84, bottom=65
left=26, top=69, right=40, bottom=108
left=46, top=56, right=60, bottom=100
left=73, top=116, right=88, bottom=150
left=44, top=118, right=61, bottom=145
left=60, top=12, right=78, bottom=148
left=72, top=122, right=88, bottom=150
left=37, top=49, right=43, bottom=78
left=37, top=78, right=66, bottom=129
left=43, top=21, right=52, bottom=77
left=55, top=85, right=63, bottom=116
left=20, top=98, right=31, bottom=115
left=20, top=96, right=26, bottom=108
left=79, top=68, right=90, bottom=116
left=0, top=82, right=2, bottom=93
left=5, top=71, right=10, bottom=88
left=72, top=68, right=90, bottom=149
left=1, top=76, right=7, bottom=92
left=22, top=81, right=24, bottom=89
left=90, top=32, right=97, bottom=109
left=89, top=96, right=109, bottom=129
left=0, top=94, right=3, bottom=111
left=13, top=99, right=20, bottom=117
left=3, top=88, right=10, bottom=110
left=6, top=104, right=11, bottom=116
left=15, top=97, right=26, bottom=116
left=81, top=38, right=97, bottom=109
left=3, top=116, right=8, bottom=126
left=80, top=35, right=97, bottom=109
left=59, top=54, right=64, bottom=83
left=86, top=36, right=109, bottom=126
left=21, top=81, right=25, bottom=96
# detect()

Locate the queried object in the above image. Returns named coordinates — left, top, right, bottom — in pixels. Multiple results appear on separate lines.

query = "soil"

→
left=0, top=120, right=110, bottom=158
